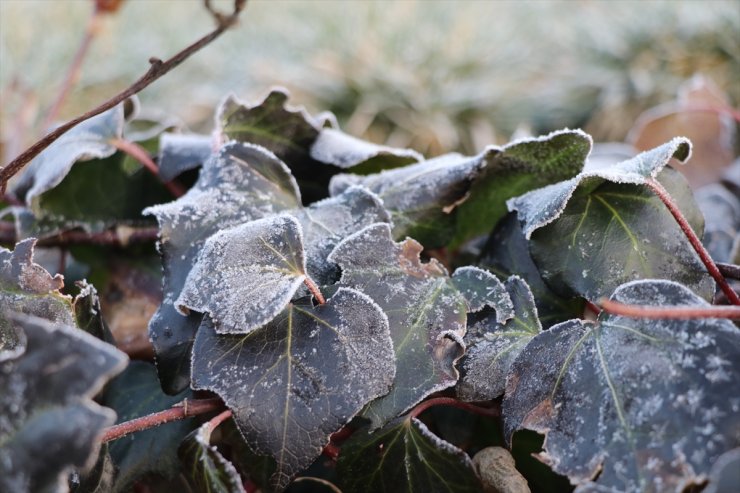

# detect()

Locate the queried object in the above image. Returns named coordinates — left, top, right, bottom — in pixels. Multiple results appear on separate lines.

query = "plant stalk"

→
left=600, top=298, right=740, bottom=320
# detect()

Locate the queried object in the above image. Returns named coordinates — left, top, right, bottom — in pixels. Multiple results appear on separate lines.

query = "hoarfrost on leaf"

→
left=450, top=266, right=513, bottom=320
left=157, top=132, right=214, bottom=182
left=176, top=214, right=308, bottom=335
left=190, top=287, right=395, bottom=490
left=328, top=223, right=467, bottom=428
left=502, top=279, right=740, bottom=492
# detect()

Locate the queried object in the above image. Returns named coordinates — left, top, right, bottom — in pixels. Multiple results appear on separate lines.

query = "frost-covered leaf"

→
left=0, top=314, right=127, bottom=493
left=695, top=183, right=740, bottom=264
left=157, top=132, right=213, bottom=182
left=178, top=418, right=246, bottom=493
left=11, top=102, right=127, bottom=203
left=509, top=137, right=692, bottom=238
left=328, top=223, right=467, bottom=428
left=453, top=129, right=590, bottom=246
left=73, top=281, right=115, bottom=344
left=330, top=152, right=486, bottom=247
left=103, top=361, right=195, bottom=492
left=479, top=213, right=584, bottom=328
left=450, top=266, right=513, bottom=318
left=144, top=142, right=301, bottom=392
left=503, top=279, right=740, bottom=492
left=191, top=288, right=395, bottom=489
left=457, top=276, right=542, bottom=402
left=509, top=138, right=714, bottom=301
left=1, top=239, right=74, bottom=356
left=310, top=128, right=422, bottom=172
left=177, top=214, right=307, bottom=335
left=337, top=418, right=482, bottom=493
left=704, top=448, right=740, bottom=493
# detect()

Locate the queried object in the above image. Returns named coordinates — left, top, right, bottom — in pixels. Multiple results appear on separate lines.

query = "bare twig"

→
left=102, top=397, right=224, bottom=442
left=109, top=137, right=186, bottom=197
left=408, top=397, right=501, bottom=420
left=600, top=298, right=740, bottom=320
left=645, top=178, right=740, bottom=305
left=0, top=225, right=159, bottom=247
left=0, top=0, right=247, bottom=193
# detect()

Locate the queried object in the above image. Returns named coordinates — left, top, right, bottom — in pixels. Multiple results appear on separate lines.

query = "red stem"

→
left=41, top=6, right=101, bottom=130
left=584, top=300, right=601, bottom=317
left=205, top=409, right=233, bottom=432
left=0, top=225, right=160, bottom=247
left=408, top=397, right=501, bottom=421
left=304, top=277, right=326, bottom=305
left=645, top=178, right=740, bottom=305
left=101, top=398, right=224, bottom=442
left=109, top=137, right=186, bottom=197
left=600, top=298, right=740, bottom=320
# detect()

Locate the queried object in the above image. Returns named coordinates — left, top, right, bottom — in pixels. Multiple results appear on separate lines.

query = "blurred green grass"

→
left=1, top=0, right=738, bottom=158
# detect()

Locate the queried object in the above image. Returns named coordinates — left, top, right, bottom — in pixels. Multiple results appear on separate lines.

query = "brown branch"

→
left=408, top=397, right=501, bottom=421
left=304, top=276, right=326, bottom=305
left=102, top=397, right=224, bottom=442
left=41, top=5, right=102, bottom=130
left=645, top=178, right=740, bottom=305
left=599, top=298, right=740, bottom=320
left=109, top=137, right=186, bottom=197
left=0, top=0, right=247, bottom=193
left=0, top=225, right=160, bottom=247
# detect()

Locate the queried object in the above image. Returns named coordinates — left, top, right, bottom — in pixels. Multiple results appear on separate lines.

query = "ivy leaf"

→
left=0, top=314, right=128, bottom=493
left=103, top=361, right=195, bottom=492
left=509, top=138, right=714, bottom=300
left=478, top=213, right=584, bottom=328
left=452, top=129, right=591, bottom=246
left=178, top=419, right=246, bottom=493
left=157, top=132, right=213, bottom=182
left=337, top=418, right=482, bottom=493
left=328, top=223, right=467, bottom=428
left=73, top=280, right=115, bottom=344
left=450, top=266, right=513, bottom=318
left=11, top=102, right=127, bottom=203
left=695, top=183, right=740, bottom=264
left=144, top=142, right=301, bottom=393
left=457, top=276, right=542, bottom=402
left=191, top=288, right=395, bottom=490
left=176, top=214, right=308, bottom=335
left=1, top=239, right=74, bottom=356
left=503, top=279, right=740, bottom=492
left=310, top=128, right=422, bottom=173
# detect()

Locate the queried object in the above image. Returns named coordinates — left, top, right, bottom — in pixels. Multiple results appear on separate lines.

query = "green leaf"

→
left=144, top=142, right=301, bottom=393
left=179, top=418, right=246, bottom=493
left=191, top=288, right=395, bottom=490
left=330, top=152, right=486, bottom=247
left=336, top=418, right=482, bottom=493
left=452, top=129, right=590, bottom=246
left=457, top=276, right=542, bottom=402
left=0, top=314, right=127, bottom=493
left=478, top=213, right=584, bottom=328
left=103, top=361, right=195, bottom=492
left=328, top=223, right=467, bottom=428
left=1, top=239, right=74, bottom=356
left=176, top=214, right=308, bottom=335
left=503, top=279, right=740, bottom=491
left=157, top=132, right=213, bottom=182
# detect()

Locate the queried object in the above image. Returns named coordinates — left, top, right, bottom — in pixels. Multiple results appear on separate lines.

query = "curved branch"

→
left=0, top=0, right=247, bottom=193
left=600, top=298, right=740, bottom=320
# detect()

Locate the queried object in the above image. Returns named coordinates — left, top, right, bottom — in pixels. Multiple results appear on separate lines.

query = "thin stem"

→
left=407, top=397, right=501, bottom=421
left=102, top=398, right=224, bottom=443
left=0, top=225, right=160, bottom=247
left=717, top=263, right=740, bottom=282
left=205, top=409, right=233, bottom=433
left=645, top=178, right=740, bottom=305
left=584, top=300, right=601, bottom=317
left=600, top=298, right=740, bottom=320
left=0, top=0, right=247, bottom=193
left=109, top=137, right=186, bottom=197
left=41, top=6, right=101, bottom=130
left=304, top=277, right=326, bottom=305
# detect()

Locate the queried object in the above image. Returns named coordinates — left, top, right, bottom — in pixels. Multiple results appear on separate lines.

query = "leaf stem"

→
left=0, top=225, right=160, bottom=247
left=645, top=178, right=740, bottom=305
left=599, top=298, right=740, bottom=320
left=717, top=263, right=740, bottom=281
left=0, top=0, right=247, bottom=193
left=101, top=397, right=224, bottom=442
left=407, top=397, right=501, bottom=421
left=109, top=137, right=186, bottom=197
left=205, top=409, right=233, bottom=432
left=304, top=277, right=326, bottom=305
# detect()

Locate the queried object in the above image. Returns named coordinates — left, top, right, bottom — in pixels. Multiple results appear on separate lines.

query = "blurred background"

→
left=1, top=0, right=738, bottom=175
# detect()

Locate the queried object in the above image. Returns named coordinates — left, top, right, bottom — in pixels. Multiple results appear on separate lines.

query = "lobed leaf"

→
left=157, top=132, right=213, bottom=182
left=0, top=314, right=127, bottom=493
left=450, top=266, right=513, bottom=319
left=191, top=288, right=396, bottom=490
left=329, top=223, right=467, bottom=428
left=457, top=276, right=542, bottom=402
left=337, top=418, right=482, bottom=493
left=503, top=279, right=740, bottom=492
